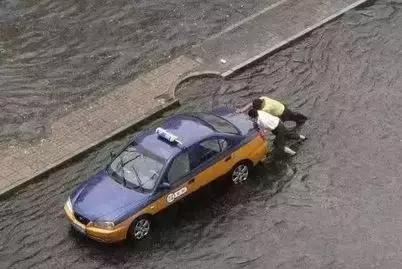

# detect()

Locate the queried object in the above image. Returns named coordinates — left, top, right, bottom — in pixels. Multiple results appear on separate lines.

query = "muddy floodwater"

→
left=1, top=0, right=402, bottom=268
left=0, top=0, right=277, bottom=144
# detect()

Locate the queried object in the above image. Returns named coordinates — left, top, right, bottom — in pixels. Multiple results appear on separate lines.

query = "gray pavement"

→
left=0, top=0, right=369, bottom=196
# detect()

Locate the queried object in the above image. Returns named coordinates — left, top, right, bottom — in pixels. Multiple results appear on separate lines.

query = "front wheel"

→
left=231, top=162, right=250, bottom=184
left=129, top=216, right=151, bottom=240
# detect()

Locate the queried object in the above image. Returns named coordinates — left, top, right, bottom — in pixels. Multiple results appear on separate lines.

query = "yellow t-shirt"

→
left=260, top=97, right=285, bottom=117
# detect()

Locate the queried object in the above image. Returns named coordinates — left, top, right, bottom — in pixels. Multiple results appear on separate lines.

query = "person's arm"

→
left=252, top=118, right=268, bottom=138
left=236, top=103, right=252, bottom=113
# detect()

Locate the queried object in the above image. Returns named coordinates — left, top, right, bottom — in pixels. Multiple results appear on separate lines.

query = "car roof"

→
left=134, top=113, right=218, bottom=160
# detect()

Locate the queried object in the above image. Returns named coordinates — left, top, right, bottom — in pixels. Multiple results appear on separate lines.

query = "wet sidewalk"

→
left=0, top=0, right=369, bottom=196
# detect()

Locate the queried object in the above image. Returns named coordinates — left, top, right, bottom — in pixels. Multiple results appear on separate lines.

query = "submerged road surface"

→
left=1, top=0, right=402, bottom=268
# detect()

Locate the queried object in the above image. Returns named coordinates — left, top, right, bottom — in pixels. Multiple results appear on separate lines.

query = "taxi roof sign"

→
left=156, top=127, right=182, bottom=145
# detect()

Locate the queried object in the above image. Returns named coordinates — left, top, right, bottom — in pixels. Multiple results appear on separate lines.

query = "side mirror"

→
left=158, top=182, right=171, bottom=190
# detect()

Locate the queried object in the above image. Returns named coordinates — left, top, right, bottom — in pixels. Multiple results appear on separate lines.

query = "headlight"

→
left=92, top=221, right=115, bottom=230
left=65, top=197, right=73, bottom=212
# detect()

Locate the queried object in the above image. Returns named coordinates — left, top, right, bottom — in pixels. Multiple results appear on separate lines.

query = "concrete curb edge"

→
left=170, top=71, right=223, bottom=99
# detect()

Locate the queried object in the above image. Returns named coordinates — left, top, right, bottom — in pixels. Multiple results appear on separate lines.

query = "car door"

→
left=147, top=138, right=234, bottom=214
left=189, top=137, right=235, bottom=188
left=157, top=151, right=199, bottom=207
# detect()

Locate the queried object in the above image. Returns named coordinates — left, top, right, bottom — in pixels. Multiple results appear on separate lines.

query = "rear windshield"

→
left=196, top=113, right=239, bottom=135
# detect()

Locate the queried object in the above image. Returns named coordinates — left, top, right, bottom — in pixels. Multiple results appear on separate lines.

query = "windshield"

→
left=108, top=145, right=165, bottom=191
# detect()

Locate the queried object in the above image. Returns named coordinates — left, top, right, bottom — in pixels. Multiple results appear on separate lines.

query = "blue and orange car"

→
left=64, top=108, right=269, bottom=243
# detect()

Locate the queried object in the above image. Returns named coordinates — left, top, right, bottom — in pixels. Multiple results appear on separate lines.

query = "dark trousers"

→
left=272, top=123, right=300, bottom=150
left=280, top=107, right=307, bottom=124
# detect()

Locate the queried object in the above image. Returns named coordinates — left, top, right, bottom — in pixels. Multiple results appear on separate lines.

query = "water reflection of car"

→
left=64, top=108, right=269, bottom=243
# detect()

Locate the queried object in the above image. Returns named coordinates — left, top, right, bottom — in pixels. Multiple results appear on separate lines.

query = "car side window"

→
left=218, top=139, right=229, bottom=151
left=167, top=152, right=190, bottom=184
left=199, top=139, right=221, bottom=163
left=187, top=138, right=221, bottom=169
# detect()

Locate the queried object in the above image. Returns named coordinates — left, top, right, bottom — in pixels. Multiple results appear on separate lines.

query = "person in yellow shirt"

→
left=238, top=96, right=307, bottom=125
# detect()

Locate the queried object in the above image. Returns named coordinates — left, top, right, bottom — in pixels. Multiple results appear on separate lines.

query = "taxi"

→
left=64, top=108, right=269, bottom=243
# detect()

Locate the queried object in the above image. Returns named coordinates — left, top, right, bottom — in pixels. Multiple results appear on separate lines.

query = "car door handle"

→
left=225, top=155, right=232, bottom=162
left=188, top=178, right=195, bottom=184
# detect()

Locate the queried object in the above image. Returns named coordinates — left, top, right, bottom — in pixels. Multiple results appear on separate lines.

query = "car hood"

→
left=70, top=170, right=149, bottom=222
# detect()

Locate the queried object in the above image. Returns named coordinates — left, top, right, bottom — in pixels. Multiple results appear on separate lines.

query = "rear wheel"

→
left=129, top=216, right=151, bottom=240
left=231, top=162, right=250, bottom=184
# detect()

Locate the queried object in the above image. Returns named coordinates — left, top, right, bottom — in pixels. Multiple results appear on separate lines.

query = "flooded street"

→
left=0, top=0, right=276, bottom=144
left=1, top=0, right=402, bottom=268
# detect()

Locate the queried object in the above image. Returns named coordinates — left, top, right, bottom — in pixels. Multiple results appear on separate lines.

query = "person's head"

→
left=252, top=98, right=263, bottom=110
left=248, top=108, right=258, bottom=119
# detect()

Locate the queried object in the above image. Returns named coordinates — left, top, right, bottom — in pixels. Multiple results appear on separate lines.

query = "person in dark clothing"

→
left=248, top=109, right=306, bottom=156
